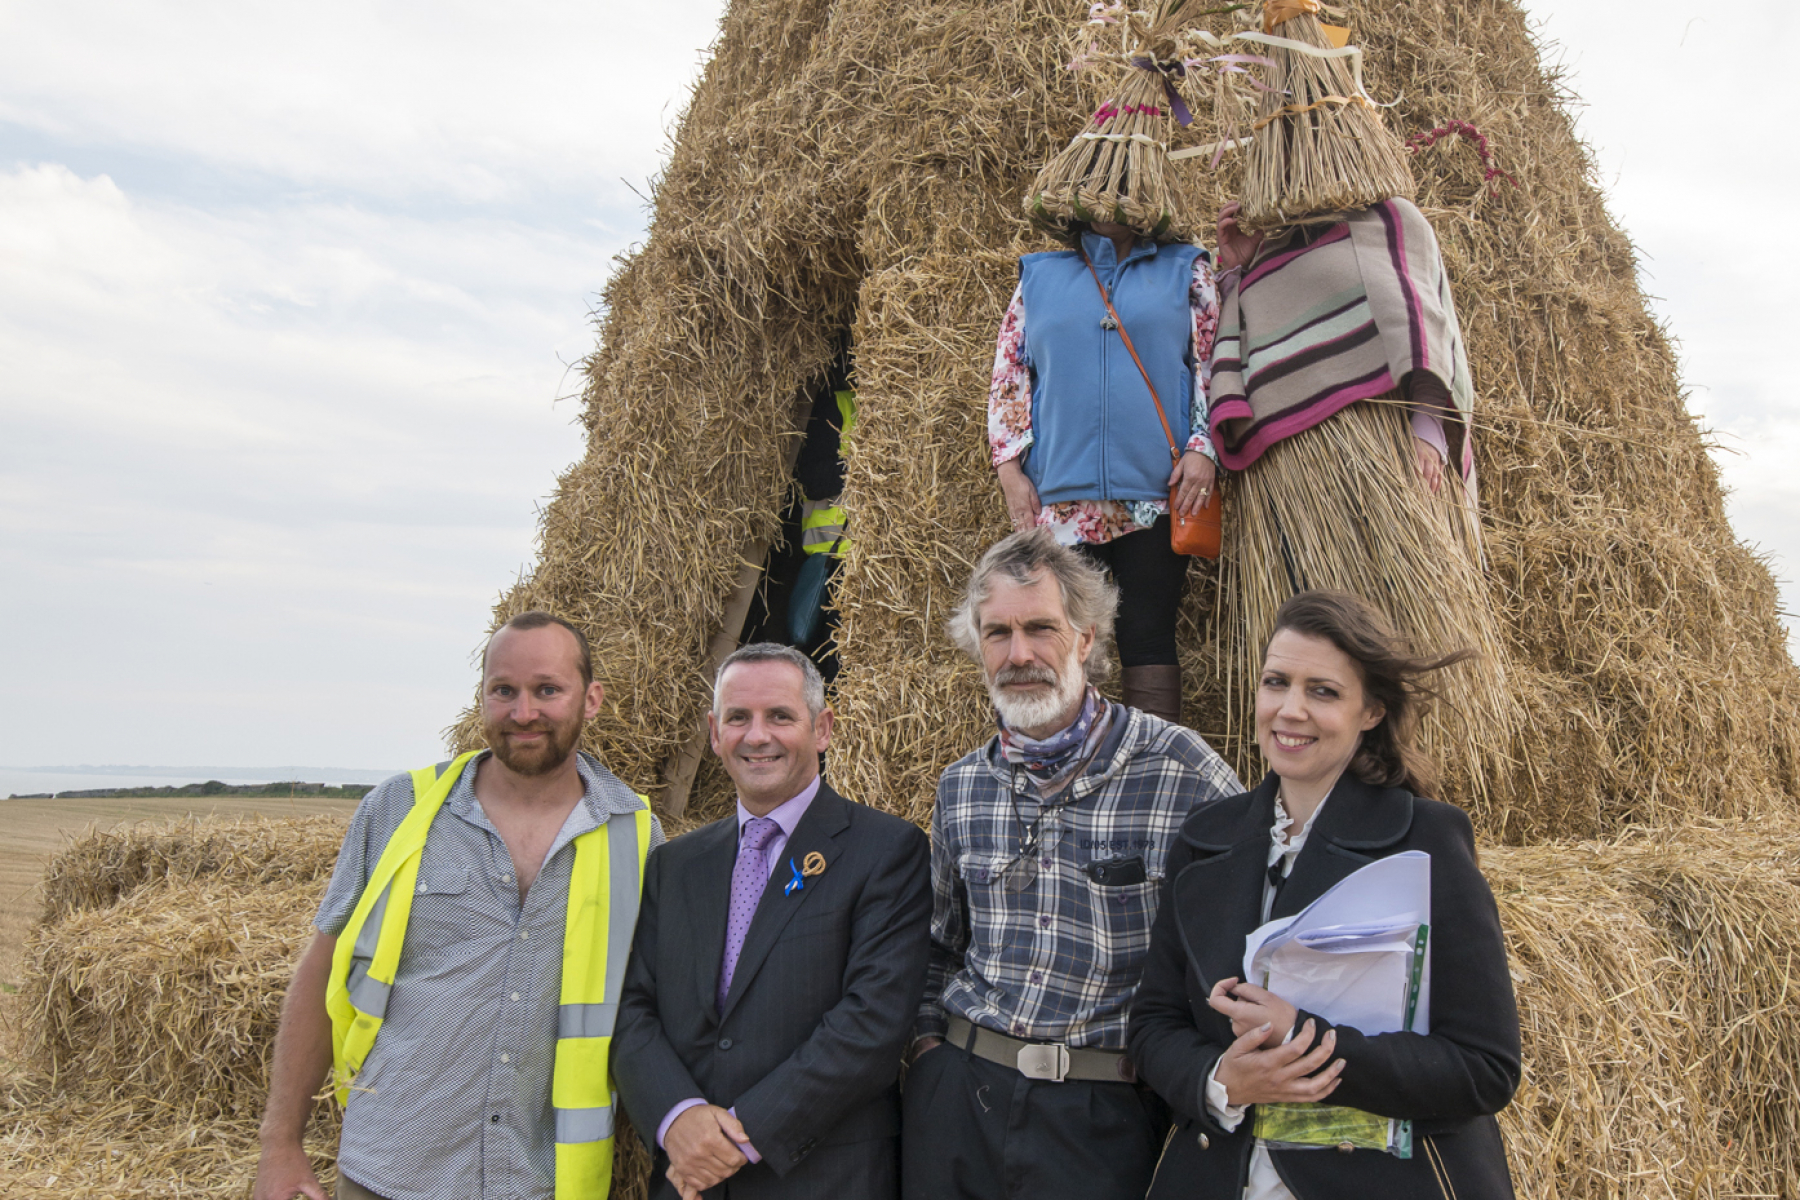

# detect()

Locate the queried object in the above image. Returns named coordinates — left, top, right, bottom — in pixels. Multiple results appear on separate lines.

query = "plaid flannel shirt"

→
left=918, top=704, right=1243, bottom=1051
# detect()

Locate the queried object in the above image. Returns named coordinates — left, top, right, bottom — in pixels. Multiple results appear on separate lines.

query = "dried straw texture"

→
left=1026, top=0, right=1198, bottom=238
left=2, top=818, right=349, bottom=1198
left=453, top=0, right=1798, bottom=843
left=1486, top=818, right=1800, bottom=1199
left=1237, top=9, right=1417, bottom=229
left=38, top=816, right=344, bottom=924
left=12, top=816, right=1800, bottom=1197
left=0, top=816, right=663, bottom=1199
left=1215, top=399, right=1516, bottom=810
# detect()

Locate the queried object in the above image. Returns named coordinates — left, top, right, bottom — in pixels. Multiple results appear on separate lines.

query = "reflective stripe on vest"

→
left=800, top=497, right=848, bottom=555
left=324, top=752, right=651, bottom=1200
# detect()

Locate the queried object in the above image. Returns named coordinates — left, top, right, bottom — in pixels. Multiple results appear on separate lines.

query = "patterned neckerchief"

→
left=996, top=685, right=1107, bottom=785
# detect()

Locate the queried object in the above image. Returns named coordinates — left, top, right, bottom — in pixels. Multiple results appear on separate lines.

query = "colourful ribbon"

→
left=784, top=857, right=806, bottom=896
left=1263, top=0, right=1322, bottom=32
left=1131, top=56, right=1193, bottom=126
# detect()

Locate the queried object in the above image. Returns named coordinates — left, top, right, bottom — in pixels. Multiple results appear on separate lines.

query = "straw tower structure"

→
left=8, top=0, right=1800, bottom=1197
left=449, top=0, right=1798, bottom=842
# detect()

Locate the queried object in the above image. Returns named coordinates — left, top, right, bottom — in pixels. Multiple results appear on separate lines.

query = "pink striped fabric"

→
left=1208, top=197, right=1474, bottom=474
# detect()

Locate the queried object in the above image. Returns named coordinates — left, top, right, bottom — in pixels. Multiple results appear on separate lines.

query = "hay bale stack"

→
left=1487, top=820, right=1800, bottom=1198
left=22, top=877, right=321, bottom=1119
left=12, top=814, right=1800, bottom=1198
left=38, top=814, right=344, bottom=923
left=451, top=0, right=1798, bottom=841
left=2, top=818, right=347, bottom=1197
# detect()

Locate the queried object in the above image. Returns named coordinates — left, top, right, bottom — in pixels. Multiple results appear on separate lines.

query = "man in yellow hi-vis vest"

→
left=253, top=611, right=664, bottom=1200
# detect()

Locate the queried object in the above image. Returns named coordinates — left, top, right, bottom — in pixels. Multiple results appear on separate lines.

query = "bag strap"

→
left=1081, top=248, right=1182, bottom=465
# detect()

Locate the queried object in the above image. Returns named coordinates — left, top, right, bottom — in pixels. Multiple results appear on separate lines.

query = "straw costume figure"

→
left=1205, top=0, right=1515, bottom=800
left=992, top=0, right=1222, bottom=725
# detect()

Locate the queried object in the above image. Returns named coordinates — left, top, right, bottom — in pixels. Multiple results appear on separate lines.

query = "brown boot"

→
left=1120, top=664, right=1184, bottom=726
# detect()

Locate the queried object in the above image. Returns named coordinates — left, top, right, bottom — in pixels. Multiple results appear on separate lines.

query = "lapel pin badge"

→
left=785, top=852, right=828, bottom=897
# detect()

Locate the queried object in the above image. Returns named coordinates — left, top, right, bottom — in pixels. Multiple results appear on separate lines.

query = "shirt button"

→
left=511, top=992, right=521, bottom=1002
left=1039, top=916, right=1051, bottom=928
left=718, top=1037, right=733, bottom=1051
left=500, top=1053, right=510, bottom=1063
left=417, top=882, right=427, bottom=894
left=491, top=1114, right=501, bottom=1124
left=502, top=873, right=513, bottom=883
left=1030, top=971, right=1043, bottom=983
left=1040, top=857, right=1052, bottom=867
left=519, top=930, right=530, bottom=940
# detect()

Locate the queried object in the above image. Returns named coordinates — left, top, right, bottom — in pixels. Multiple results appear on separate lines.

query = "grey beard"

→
left=988, top=659, right=1087, bottom=733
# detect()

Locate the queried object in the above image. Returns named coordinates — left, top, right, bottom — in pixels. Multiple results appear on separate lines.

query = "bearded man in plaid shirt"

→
left=901, top=529, right=1242, bottom=1200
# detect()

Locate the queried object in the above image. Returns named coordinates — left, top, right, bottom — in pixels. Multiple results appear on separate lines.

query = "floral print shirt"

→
left=989, top=252, right=1222, bottom=545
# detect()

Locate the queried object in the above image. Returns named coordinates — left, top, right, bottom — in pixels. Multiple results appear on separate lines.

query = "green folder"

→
left=1250, top=924, right=1429, bottom=1159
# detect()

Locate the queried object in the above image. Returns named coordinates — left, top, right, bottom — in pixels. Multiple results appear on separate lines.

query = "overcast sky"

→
left=0, top=1, right=1791, bottom=777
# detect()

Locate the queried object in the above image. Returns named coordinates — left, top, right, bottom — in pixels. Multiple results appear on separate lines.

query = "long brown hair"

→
left=1267, top=590, right=1475, bottom=797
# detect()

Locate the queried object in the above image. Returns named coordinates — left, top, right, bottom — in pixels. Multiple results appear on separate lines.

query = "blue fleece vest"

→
left=1019, top=233, right=1203, bottom=504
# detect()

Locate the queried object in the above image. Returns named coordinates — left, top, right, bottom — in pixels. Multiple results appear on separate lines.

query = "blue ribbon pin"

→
left=784, top=857, right=806, bottom=896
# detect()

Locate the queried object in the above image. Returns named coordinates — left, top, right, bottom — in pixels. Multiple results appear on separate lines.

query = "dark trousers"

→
left=901, top=1044, right=1169, bottom=1200
left=337, top=1175, right=388, bottom=1200
left=1076, top=518, right=1190, bottom=667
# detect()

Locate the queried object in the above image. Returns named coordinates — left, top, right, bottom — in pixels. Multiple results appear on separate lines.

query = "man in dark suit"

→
left=614, top=642, right=932, bottom=1200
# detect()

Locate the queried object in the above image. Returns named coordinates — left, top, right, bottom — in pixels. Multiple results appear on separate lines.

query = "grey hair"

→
left=713, top=642, right=828, bottom=719
left=947, top=529, right=1120, bottom=681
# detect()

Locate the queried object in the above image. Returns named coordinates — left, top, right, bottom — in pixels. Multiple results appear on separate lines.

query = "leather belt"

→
left=947, top=1015, right=1136, bottom=1083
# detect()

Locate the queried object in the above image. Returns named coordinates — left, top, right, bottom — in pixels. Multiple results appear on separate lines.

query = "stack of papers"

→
left=1244, top=851, right=1433, bottom=1157
left=1243, top=850, right=1432, bottom=1036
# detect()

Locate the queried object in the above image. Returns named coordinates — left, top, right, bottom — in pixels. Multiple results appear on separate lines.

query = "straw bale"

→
left=449, top=0, right=1797, bottom=844
left=11, top=813, right=1800, bottom=1197
left=39, top=815, right=344, bottom=923
left=21, top=876, right=323, bottom=1119
left=1485, top=818, right=1800, bottom=1198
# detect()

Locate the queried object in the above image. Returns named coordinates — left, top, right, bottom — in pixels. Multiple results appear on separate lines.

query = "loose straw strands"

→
left=1027, top=0, right=1202, bottom=237
left=1237, top=7, right=1415, bottom=227
left=1216, top=399, right=1518, bottom=817
left=1028, top=67, right=1184, bottom=236
left=15, top=813, right=1800, bottom=1196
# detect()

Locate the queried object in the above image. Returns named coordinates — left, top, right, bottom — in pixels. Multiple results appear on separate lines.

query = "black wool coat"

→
left=1128, top=772, right=1521, bottom=1200
left=612, top=783, right=932, bottom=1200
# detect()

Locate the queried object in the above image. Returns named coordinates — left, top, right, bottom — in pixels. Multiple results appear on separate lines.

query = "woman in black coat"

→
left=1128, top=590, right=1520, bottom=1200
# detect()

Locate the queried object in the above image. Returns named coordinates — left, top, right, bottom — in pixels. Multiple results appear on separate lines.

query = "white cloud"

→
left=0, top=0, right=732, bottom=768
left=0, top=0, right=722, bottom=205
left=1517, top=1, right=1800, bottom=639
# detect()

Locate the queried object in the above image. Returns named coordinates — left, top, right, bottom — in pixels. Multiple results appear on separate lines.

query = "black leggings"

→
left=1076, top=516, right=1190, bottom=667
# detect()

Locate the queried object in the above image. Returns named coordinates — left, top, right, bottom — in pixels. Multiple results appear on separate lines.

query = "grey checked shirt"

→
left=918, top=705, right=1241, bottom=1051
left=315, top=750, right=664, bottom=1200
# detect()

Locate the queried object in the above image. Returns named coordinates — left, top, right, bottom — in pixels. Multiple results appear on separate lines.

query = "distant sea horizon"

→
left=2, top=763, right=402, bottom=798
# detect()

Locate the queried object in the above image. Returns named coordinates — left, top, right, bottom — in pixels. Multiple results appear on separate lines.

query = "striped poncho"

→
left=1208, top=197, right=1475, bottom=474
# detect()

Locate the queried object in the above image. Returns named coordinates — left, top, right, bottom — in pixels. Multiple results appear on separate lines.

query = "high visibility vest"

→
left=325, top=751, right=652, bottom=1200
left=800, top=390, right=857, bottom=556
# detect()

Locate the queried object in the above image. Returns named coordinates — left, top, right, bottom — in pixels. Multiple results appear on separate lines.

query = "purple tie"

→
left=718, top=817, right=781, bottom=1010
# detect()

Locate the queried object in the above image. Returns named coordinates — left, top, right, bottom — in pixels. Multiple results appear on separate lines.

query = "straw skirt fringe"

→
left=1216, top=398, right=1516, bottom=809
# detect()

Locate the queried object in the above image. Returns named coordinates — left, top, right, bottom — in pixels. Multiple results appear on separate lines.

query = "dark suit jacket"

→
left=613, top=782, right=932, bottom=1200
left=1128, top=773, right=1521, bottom=1200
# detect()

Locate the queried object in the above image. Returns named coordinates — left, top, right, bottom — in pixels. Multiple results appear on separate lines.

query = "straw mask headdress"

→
left=1231, top=0, right=1415, bottom=228
left=1026, top=0, right=1208, bottom=241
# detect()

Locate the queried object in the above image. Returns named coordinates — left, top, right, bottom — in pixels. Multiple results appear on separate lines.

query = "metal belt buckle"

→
left=1016, top=1042, right=1070, bottom=1082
